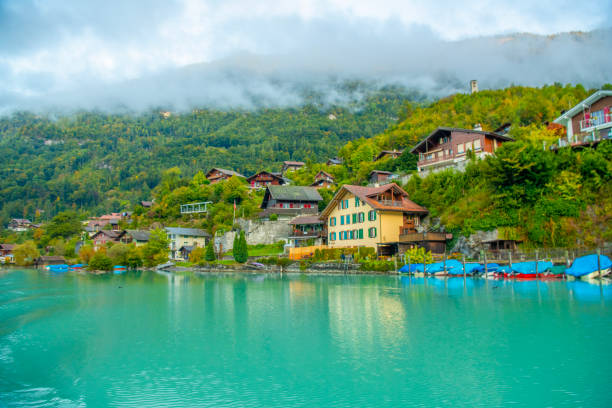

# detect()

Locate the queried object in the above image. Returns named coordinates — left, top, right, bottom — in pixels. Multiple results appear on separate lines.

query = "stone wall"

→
left=215, top=218, right=292, bottom=251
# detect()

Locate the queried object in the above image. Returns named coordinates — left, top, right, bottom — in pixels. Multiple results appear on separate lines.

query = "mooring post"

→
left=462, top=254, right=466, bottom=278
left=443, top=252, right=447, bottom=275
left=394, top=255, right=398, bottom=274
left=597, top=248, right=602, bottom=279
left=509, top=251, right=513, bottom=277
left=535, top=250, right=539, bottom=279
left=407, top=255, right=411, bottom=275
left=483, top=250, right=488, bottom=276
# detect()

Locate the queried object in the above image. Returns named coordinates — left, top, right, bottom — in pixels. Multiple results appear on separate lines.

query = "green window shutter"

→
left=341, top=215, right=344, bottom=225
left=355, top=197, right=359, bottom=207
left=352, top=213, right=357, bottom=223
left=359, top=229, right=363, bottom=239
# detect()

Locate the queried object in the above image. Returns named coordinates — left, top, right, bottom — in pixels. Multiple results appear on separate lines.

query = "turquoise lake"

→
left=0, top=269, right=611, bottom=407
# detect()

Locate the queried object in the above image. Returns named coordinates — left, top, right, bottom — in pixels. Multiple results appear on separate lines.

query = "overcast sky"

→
left=1, top=0, right=611, bottom=112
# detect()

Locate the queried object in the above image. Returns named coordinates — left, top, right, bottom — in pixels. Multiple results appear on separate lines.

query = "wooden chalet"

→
left=260, top=186, right=322, bottom=218
left=326, top=157, right=343, bottom=166
left=410, top=127, right=513, bottom=173
left=205, top=168, right=245, bottom=184
left=369, top=170, right=393, bottom=184
left=91, top=230, right=127, bottom=249
left=289, top=215, right=325, bottom=247
left=0, top=244, right=15, bottom=256
left=247, top=171, right=288, bottom=189
left=311, top=171, right=335, bottom=189
left=281, top=161, right=305, bottom=173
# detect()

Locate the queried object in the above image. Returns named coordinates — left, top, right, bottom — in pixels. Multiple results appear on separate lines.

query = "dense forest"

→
left=0, top=82, right=420, bottom=226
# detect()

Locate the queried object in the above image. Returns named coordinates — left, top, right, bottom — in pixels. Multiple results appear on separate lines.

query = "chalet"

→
left=124, top=230, right=150, bottom=246
left=311, top=171, right=335, bottom=189
left=205, top=168, right=246, bottom=184
left=369, top=170, right=395, bottom=185
left=288, top=215, right=325, bottom=247
left=91, top=230, right=127, bottom=249
left=7, top=219, right=35, bottom=232
left=141, top=201, right=153, bottom=208
left=410, top=127, right=513, bottom=174
left=321, top=183, right=450, bottom=255
left=326, top=157, right=343, bottom=166
left=374, top=150, right=403, bottom=161
left=281, top=161, right=305, bottom=173
left=246, top=171, right=288, bottom=189
left=260, top=186, right=322, bottom=218
left=553, top=90, right=612, bottom=147
left=0, top=244, right=15, bottom=256
left=165, top=227, right=210, bottom=261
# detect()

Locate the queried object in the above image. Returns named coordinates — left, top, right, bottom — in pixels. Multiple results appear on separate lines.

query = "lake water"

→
left=0, top=269, right=611, bottom=407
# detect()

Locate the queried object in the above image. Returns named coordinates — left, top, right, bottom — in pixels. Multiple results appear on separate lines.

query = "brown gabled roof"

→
left=283, top=161, right=305, bottom=166
left=314, top=170, right=334, bottom=181
left=0, top=243, right=15, bottom=251
left=246, top=171, right=285, bottom=182
left=322, top=183, right=428, bottom=218
left=410, top=127, right=514, bottom=154
left=369, top=170, right=392, bottom=176
left=91, top=230, right=125, bottom=240
left=289, top=215, right=323, bottom=225
left=205, top=168, right=245, bottom=179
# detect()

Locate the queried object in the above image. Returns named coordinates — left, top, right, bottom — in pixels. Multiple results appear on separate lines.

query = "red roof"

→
left=323, top=183, right=428, bottom=217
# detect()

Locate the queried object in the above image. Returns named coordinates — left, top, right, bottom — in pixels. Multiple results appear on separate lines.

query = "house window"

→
left=355, top=197, right=360, bottom=207
left=419, top=153, right=424, bottom=160
left=457, top=143, right=464, bottom=153
left=474, top=139, right=481, bottom=150
left=368, top=227, right=377, bottom=238
left=290, top=203, right=294, bottom=208
left=346, top=215, right=350, bottom=225
left=368, top=210, right=377, bottom=221
left=349, top=230, right=354, bottom=240
left=305, top=204, right=311, bottom=208
left=329, top=217, right=335, bottom=226
left=359, top=212, right=365, bottom=222
left=340, top=215, right=344, bottom=225
left=465, top=141, right=473, bottom=151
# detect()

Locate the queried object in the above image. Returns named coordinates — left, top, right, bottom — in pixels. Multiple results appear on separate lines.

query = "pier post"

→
left=483, top=251, right=488, bottom=276
left=509, top=251, right=513, bottom=277
left=407, top=255, right=411, bottom=274
left=597, top=248, right=602, bottom=278
left=394, top=256, right=398, bottom=274
left=443, top=252, right=447, bottom=275
left=462, top=254, right=466, bottom=278
left=535, top=250, right=539, bottom=279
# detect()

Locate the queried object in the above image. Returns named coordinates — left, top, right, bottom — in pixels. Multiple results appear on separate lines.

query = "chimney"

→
left=470, top=80, right=478, bottom=94
left=473, top=123, right=483, bottom=131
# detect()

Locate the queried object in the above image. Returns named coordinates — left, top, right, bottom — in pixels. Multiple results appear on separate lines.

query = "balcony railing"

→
left=399, top=232, right=452, bottom=242
left=580, top=114, right=612, bottom=131
left=290, top=230, right=322, bottom=238
left=379, top=199, right=403, bottom=207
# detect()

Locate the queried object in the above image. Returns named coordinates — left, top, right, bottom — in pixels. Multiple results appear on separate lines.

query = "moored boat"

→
left=565, top=254, right=612, bottom=280
left=113, top=265, right=127, bottom=274
left=45, top=264, right=69, bottom=273
left=70, top=264, right=87, bottom=271
left=498, top=261, right=554, bottom=279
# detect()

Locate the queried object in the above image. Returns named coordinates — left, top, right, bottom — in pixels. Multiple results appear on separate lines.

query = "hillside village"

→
left=1, top=86, right=611, bottom=269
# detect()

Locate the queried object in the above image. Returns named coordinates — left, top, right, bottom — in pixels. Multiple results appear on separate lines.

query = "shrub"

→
left=205, top=240, right=216, bottom=262
left=88, top=252, right=113, bottom=271
left=269, top=214, right=278, bottom=221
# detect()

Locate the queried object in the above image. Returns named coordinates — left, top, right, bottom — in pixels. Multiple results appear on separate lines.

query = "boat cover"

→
left=498, top=261, right=553, bottom=275
left=565, top=254, right=612, bottom=277
left=472, top=263, right=499, bottom=273
left=399, top=263, right=425, bottom=273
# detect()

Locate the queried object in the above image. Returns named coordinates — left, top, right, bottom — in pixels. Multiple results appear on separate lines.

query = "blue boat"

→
left=472, top=263, right=499, bottom=274
left=113, top=265, right=127, bottom=274
left=70, top=263, right=87, bottom=270
left=45, top=264, right=69, bottom=273
left=565, top=254, right=611, bottom=279
left=498, top=261, right=554, bottom=278
left=399, top=263, right=425, bottom=274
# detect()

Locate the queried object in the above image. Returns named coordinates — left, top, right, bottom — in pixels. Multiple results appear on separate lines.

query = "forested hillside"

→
left=0, top=83, right=419, bottom=226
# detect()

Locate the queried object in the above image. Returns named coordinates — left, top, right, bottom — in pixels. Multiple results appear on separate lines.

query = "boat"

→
left=498, top=261, right=554, bottom=279
left=113, top=265, right=127, bottom=274
left=565, top=254, right=612, bottom=280
left=472, top=263, right=499, bottom=276
left=398, top=263, right=425, bottom=274
left=45, top=264, right=69, bottom=273
left=69, top=264, right=87, bottom=271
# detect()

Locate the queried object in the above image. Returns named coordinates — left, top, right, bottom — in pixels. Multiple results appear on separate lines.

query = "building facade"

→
left=410, top=127, right=513, bottom=174
left=246, top=171, right=287, bottom=189
left=321, top=184, right=428, bottom=253
left=165, top=227, right=211, bottom=261
left=553, top=90, right=612, bottom=146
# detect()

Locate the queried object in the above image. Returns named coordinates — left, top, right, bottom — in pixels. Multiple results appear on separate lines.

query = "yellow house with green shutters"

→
left=321, top=184, right=428, bottom=253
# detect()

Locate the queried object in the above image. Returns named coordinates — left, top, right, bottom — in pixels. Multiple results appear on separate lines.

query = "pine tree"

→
left=234, top=230, right=248, bottom=263
left=205, top=239, right=216, bottom=262
left=232, top=232, right=240, bottom=261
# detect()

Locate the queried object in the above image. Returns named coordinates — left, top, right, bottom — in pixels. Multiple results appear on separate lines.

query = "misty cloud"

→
left=0, top=0, right=611, bottom=113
